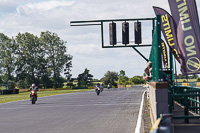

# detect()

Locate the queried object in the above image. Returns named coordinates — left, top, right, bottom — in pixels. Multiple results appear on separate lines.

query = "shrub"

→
left=16, top=80, right=27, bottom=89
left=8, top=80, right=16, bottom=89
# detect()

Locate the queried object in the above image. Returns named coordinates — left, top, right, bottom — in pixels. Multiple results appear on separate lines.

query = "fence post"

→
left=184, top=96, right=189, bottom=123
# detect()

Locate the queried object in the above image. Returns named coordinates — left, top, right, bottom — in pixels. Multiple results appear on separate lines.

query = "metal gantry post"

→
left=170, top=51, right=174, bottom=85
left=151, top=15, right=163, bottom=82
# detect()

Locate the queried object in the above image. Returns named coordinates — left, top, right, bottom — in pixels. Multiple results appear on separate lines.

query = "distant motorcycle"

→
left=30, top=90, right=37, bottom=104
left=95, top=87, right=100, bottom=96
left=107, top=84, right=111, bottom=89
left=100, top=85, right=104, bottom=92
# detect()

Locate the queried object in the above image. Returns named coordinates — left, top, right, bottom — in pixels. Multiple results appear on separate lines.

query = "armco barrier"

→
left=126, top=85, right=131, bottom=88
left=72, top=87, right=88, bottom=89
left=118, top=85, right=125, bottom=88
left=1, top=89, right=19, bottom=95
left=182, top=83, right=189, bottom=86
left=196, top=82, right=200, bottom=87
left=176, top=82, right=200, bottom=87
left=88, top=86, right=95, bottom=89
left=56, top=88, right=72, bottom=90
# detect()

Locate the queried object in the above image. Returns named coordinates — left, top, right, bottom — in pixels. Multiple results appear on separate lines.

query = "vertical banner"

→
left=168, top=0, right=200, bottom=75
left=186, top=0, right=200, bottom=47
left=153, top=6, right=181, bottom=63
left=161, top=40, right=169, bottom=68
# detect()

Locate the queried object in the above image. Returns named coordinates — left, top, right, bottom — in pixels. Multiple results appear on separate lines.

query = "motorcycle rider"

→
left=95, top=83, right=100, bottom=91
left=107, top=83, right=111, bottom=89
left=100, top=83, right=104, bottom=92
left=29, top=83, right=39, bottom=101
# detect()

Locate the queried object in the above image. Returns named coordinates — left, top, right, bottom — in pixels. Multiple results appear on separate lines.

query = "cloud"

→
left=0, top=0, right=27, bottom=15
left=0, top=0, right=199, bottom=78
left=17, top=0, right=75, bottom=14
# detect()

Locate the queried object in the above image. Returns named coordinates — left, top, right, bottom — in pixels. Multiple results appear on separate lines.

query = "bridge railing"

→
left=169, top=85, right=200, bottom=123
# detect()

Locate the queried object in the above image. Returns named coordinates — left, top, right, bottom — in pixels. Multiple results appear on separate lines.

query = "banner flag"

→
left=153, top=6, right=181, bottom=63
left=185, top=0, right=200, bottom=47
left=168, top=0, right=200, bottom=75
left=161, top=40, right=169, bottom=68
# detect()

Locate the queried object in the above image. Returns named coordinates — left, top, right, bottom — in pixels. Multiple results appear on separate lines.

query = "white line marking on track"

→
left=135, top=90, right=146, bottom=133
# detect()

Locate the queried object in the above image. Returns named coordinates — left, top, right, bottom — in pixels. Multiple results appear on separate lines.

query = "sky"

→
left=0, top=0, right=200, bottom=79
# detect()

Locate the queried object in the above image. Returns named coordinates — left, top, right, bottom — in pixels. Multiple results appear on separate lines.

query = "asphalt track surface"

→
left=0, top=86, right=145, bottom=133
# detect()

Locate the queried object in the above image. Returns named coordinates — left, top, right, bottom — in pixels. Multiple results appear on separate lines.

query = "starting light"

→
left=122, top=22, right=129, bottom=45
left=134, top=21, right=142, bottom=44
left=109, top=22, right=117, bottom=45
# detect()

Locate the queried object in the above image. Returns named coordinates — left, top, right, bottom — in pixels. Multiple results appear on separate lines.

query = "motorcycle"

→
left=100, top=85, right=104, bottom=92
left=30, top=90, right=37, bottom=104
left=95, top=87, right=100, bottom=96
left=107, top=84, right=111, bottom=89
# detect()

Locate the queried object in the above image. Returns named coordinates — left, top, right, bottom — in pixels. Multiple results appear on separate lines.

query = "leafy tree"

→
left=118, top=76, right=129, bottom=85
left=102, top=71, right=118, bottom=87
left=183, top=79, right=187, bottom=82
left=0, top=33, right=17, bottom=82
left=15, top=32, right=42, bottom=85
left=40, top=31, right=72, bottom=88
left=190, top=74, right=198, bottom=79
left=129, top=76, right=144, bottom=84
left=16, top=80, right=27, bottom=89
left=77, top=68, right=93, bottom=87
left=118, top=70, right=129, bottom=86
left=177, top=74, right=183, bottom=79
left=196, top=77, right=200, bottom=82
left=0, top=31, right=72, bottom=89
left=119, top=70, right=126, bottom=77
left=8, top=80, right=16, bottom=89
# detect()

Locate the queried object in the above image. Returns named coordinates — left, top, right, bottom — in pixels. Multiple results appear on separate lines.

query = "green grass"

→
left=0, top=86, right=7, bottom=90
left=0, top=89, right=92, bottom=104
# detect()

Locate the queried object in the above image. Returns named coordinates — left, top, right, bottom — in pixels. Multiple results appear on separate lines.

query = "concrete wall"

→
left=148, top=82, right=169, bottom=124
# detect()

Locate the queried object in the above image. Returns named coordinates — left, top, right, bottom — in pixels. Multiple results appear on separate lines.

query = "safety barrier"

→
left=150, top=114, right=173, bottom=133
left=56, top=88, right=72, bottom=90
left=0, top=89, right=19, bottom=95
left=88, top=86, right=95, bottom=89
left=175, top=82, right=200, bottom=87
left=169, top=85, right=200, bottom=123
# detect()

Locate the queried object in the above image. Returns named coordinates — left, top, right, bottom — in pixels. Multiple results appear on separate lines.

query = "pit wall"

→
left=148, top=82, right=169, bottom=124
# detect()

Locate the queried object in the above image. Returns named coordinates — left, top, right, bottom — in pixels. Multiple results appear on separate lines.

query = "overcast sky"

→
left=0, top=0, right=200, bottom=79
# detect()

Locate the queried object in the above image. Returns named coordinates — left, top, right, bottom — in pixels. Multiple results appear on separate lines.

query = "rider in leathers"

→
left=29, top=84, right=39, bottom=101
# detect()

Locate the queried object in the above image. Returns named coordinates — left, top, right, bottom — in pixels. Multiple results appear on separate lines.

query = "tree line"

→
left=0, top=31, right=72, bottom=89
left=66, top=69, right=144, bottom=88
left=100, top=70, right=145, bottom=87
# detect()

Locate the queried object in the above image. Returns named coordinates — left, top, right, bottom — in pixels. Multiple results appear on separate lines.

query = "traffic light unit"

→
left=122, top=22, right=129, bottom=45
left=109, top=22, right=117, bottom=45
left=134, top=21, right=142, bottom=44
left=109, top=21, right=142, bottom=45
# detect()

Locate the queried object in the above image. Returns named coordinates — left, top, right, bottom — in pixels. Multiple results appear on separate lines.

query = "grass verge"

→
left=0, top=89, right=92, bottom=104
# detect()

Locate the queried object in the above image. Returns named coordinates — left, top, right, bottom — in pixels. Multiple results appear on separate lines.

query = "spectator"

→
left=143, top=61, right=152, bottom=81
left=143, top=67, right=149, bottom=81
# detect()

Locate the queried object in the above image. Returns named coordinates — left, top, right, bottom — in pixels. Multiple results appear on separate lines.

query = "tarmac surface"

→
left=0, top=86, right=145, bottom=133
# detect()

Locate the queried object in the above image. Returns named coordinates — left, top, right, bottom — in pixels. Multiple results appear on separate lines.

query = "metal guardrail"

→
left=175, top=82, right=200, bottom=87
left=169, top=85, right=200, bottom=123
